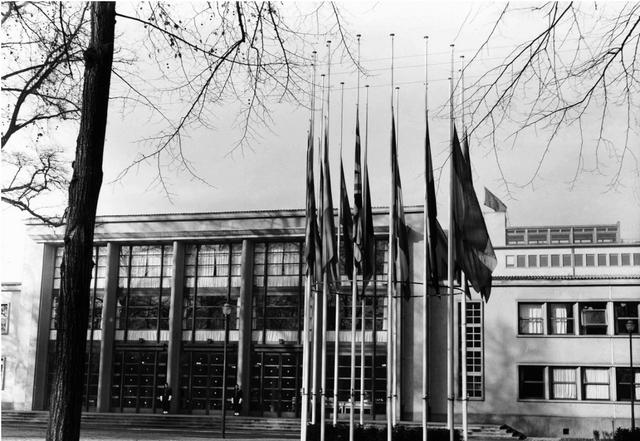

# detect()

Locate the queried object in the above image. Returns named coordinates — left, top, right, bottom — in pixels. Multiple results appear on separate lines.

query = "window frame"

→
left=549, top=367, right=578, bottom=400
left=582, top=367, right=610, bottom=401
left=518, top=365, right=546, bottom=400
left=518, top=303, right=544, bottom=335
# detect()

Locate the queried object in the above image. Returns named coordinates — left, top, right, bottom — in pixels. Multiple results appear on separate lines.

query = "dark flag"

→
left=353, top=109, right=364, bottom=268
left=451, top=126, right=497, bottom=300
left=304, top=129, right=321, bottom=280
left=340, top=159, right=354, bottom=281
left=321, top=125, right=338, bottom=285
left=425, top=116, right=439, bottom=290
left=484, top=188, right=507, bottom=212
left=391, top=114, right=411, bottom=300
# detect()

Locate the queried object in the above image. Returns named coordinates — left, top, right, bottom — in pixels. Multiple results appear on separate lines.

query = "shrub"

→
left=613, top=427, right=640, bottom=441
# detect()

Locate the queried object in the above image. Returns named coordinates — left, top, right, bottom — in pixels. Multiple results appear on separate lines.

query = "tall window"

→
left=183, top=243, right=241, bottom=331
left=51, top=245, right=107, bottom=331
left=550, top=367, right=577, bottom=400
left=116, top=245, right=173, bottom=335
left=583, top=368, right=610, bottom=400
left=547, top=303, right=574, bottom=335
left=518, top=303, right=543, bottom=335
left=458, top=302, right=483, bottom=399
left=614, top=302, right=639, bottom=335
left=519, top=366, right=545, bottom=399
left=253, top=242, right=303, bottom=333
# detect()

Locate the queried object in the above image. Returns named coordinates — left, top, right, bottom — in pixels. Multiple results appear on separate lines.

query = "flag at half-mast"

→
left=353, top=108, right=375, bottom=289
left=391, top=113, right=411, bottom=300
left=425, top=114, right=439, bottom=290
left=321, top=123, right=338, bottom=284
left=451, top=126, right=497, bottom=300
left=340, top=158, right=354, bottom=281
left=304, top=128, right=321, bottom=280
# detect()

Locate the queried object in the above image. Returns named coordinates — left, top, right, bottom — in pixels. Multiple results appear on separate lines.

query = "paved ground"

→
left=1, top=427, right=290, bottom=441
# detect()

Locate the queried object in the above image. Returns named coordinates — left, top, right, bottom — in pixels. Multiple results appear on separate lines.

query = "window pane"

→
left=548, top=303, right=574, bottom=335
left=574, top=254, right=583, bottom=267
left=551, top=368, right=576, bottom=400
left=527, top=255, right=537, bottom=268
left=516, top=255, right=526, bottom=268
left=614, top=302, right=639, bottom=335
left=519, top=366, right=545, bottom=399
left=586, top=254, right=595, bottom=267
left=597, top=254, right=607, bottom=266
left=505, top=256, right=515, bottom=267
left=621, top=254, right=630, bottom=266
left=616, top=368, right=640, bottom=401
left=583, top=368, right=609, bottom=400
left=539, top=255, right=549, bottom=267
left=579, top=303, right=608, bottom=335
left=551, top=255, right=560, bottom=267
left=519, top=304, right=543, bottom=335
left=562, top=254, right=571, bottom=267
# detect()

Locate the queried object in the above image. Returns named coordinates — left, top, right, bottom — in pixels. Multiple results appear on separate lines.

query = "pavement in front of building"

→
left=1, top=427, right=293, bottom=441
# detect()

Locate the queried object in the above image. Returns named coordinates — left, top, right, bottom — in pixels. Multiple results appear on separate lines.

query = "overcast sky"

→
left=3, top=1, right=639, bottom=278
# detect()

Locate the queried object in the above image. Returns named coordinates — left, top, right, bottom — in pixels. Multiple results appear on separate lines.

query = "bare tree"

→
left=3, top=2, right=355, bottom=441
left=464, top=2, right=639, bottom=195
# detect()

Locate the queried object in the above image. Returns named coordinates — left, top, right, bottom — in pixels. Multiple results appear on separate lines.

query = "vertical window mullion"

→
left=191, top=245, right=199, bottom=342
left=157, top=246, right=164, bottom=342
left=124, top=247, right=133, bottom=341
left=262, top=243, right=269, bottom=344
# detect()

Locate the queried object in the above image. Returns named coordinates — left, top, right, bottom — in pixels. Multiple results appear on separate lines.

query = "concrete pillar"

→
left=167, top=241, right=185, bottom=414
left=31, top=244, right=56, bottom=410
left=237, top=239, right=254, bottom=416
left=97, top=243, right=120, bottom=412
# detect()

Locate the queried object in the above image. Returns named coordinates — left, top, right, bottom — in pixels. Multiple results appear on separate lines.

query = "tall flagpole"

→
left=459, top=54, right=469, bottom=441
left=320, top=39, right=332, bottom=441
left=422, top=35, right=430, bottom=441
left=447, top=43, right=456, bottom=441
left=312, top=71, right=326, bottom=427
left=387, top=32, right=396, bottom=441
left=392, top=82, right=400, bottom=426
left=349, top=33, right=362, bottom=441
left=364, top=83, right=375, bottom=423
left=357, top=34, right=367, bottom=429
left=301, top=50, right=318, bottom=441
left=333, top=81, right=345, bottom=427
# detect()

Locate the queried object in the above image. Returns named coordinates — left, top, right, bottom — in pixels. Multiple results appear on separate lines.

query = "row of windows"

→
left=518, top=301, right=639, bottom=336
left=506, top=226, right=618, bottom=245
left=505, top=252, right=640, bottom=268
left=519, top=365, right=639, bottom=401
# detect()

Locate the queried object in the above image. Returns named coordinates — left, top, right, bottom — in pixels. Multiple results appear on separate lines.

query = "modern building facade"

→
left=2, top=206, right=639, bottom=438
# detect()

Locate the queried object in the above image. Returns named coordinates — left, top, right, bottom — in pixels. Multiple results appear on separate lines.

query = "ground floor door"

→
left=250, top=350, right=301, bottom=418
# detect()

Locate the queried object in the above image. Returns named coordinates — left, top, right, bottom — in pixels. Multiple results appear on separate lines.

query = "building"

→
left=2, top=206, right=639, bottom=438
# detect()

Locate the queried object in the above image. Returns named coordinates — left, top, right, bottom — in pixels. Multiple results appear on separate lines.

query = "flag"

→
left=425, top=116, right=439, bottom=290
left=321, top=124, right=338, bottom=284
left=391, top=114, right=411, bottom=300
left=451, top=126, right=497, bottom=300
left=484, top=188, right=507, bottom=212
left=353, top=109, right=375, bottom=291
left=304, top=129, right=321, bottom=280
left=340, top=159, right=354, bottom=281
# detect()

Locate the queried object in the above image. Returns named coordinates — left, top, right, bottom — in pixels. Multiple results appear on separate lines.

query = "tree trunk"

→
left=46, top=3, right=115, bottom=441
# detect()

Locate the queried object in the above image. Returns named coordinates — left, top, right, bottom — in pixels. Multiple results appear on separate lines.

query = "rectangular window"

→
left=596, top=226, right=617, bottom=243
left=621, top=254, right=631, bottom=266
left=579, top=303, right=608, bottom=335
left=583, top=368, right=610, bottom=400
left=550, top=367, right=577, bottom=400
left=616, top=367, right=640, bottom=401
left=519, top=303, right=543, bottom=335
left=609, top=254, right=619, bottom=266
left=573, top=228, right=594, bottom=244
left=527, top=229, right=548, bottom=245
left=527, top=255, right=538, bottom=268
left=548, top=303, right=574, bottom=335
left=562, top=254, right=572, bottom=267
left=539, top=255, right=549, bottom=267
left=183, top=243, right=242, bottom=331
left=519, top=366, right=545, bottom=399
left=505, top=255, right=515, bottom=268
left=597, top=254, right=607, bottom=266
left=457, top=302, right=483, bottom=399
left=614, top=302, right=639, bottom=335
left=634, top=253, right=640, bottom=266
left=117, top=245, right=174, bottom=334
left=550, top=228, right=570, bottom=244
left=516, top=255, right=526, bottom=268
left=586, top=254, right=595, bottom=267
left=506, top=229, right=526, bottom=245
left=574, top=254, right=583, bottom=267
left=551, top=255, right=560, bottom=267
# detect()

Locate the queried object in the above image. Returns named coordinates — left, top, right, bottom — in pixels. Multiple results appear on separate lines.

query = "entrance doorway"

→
left=250, top=350, right=301, bottom=417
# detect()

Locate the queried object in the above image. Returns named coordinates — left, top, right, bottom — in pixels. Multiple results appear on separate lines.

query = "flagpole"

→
left=387, top=32, right=396, bottom=441
left=333, top=81, right=345, bottom=427
left=422, top=35, right=430, bottom=441
left=357, top=34, right=366, bottom=430
left=301, top=50, right=318, bottom=441
left=312, top=71, right=326, bottom=427
left=459, top=54, right=469, bottom=441
left=393, top=85, right=401, bottom=429
left=320, top=39, right=333, bottom=441
left=447, top=43, right=456, bottom=441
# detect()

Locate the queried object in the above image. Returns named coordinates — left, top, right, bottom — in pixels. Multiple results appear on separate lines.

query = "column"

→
left=167, top=241, right=185, bottom=413
left=96, top=243, right=120, bottom=412
left=31, top=244, right=56, bottom=410
left=237, top=239, right=254, bottom=416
